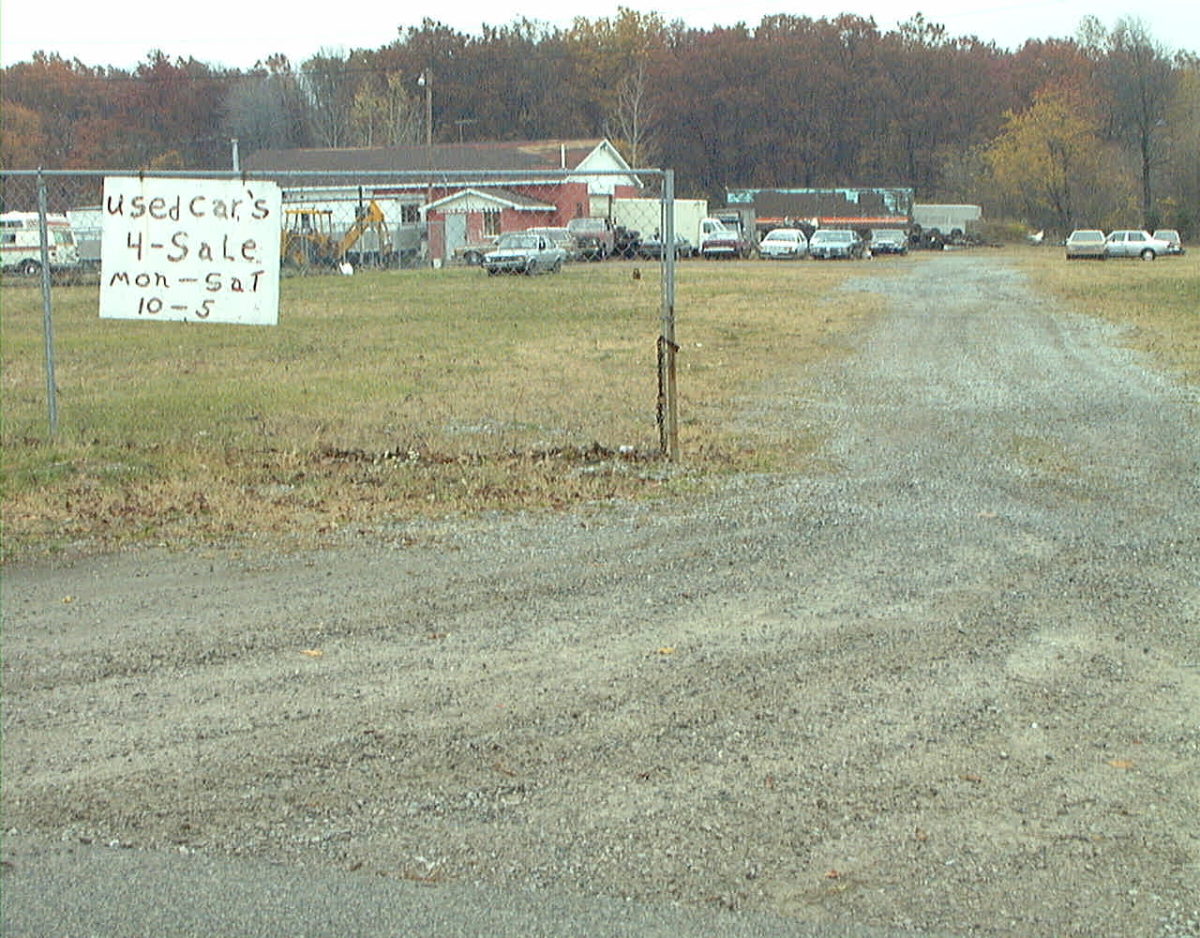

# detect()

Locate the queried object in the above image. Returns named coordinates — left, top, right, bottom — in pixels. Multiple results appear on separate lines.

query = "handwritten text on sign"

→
left=99, top=176, right=281, bottom=325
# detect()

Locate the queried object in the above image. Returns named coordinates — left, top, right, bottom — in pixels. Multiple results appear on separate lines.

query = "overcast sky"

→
left=1, top=0, right=1196, bottom=70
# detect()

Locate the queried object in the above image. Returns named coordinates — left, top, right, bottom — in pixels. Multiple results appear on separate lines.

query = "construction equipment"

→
left=281, top=199, right=394, bottom=269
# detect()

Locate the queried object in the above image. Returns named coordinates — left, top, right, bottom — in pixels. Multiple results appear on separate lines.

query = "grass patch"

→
left=1010, top=246, right=1200, bottom=386
left=2, top=259, right=889, bottom=557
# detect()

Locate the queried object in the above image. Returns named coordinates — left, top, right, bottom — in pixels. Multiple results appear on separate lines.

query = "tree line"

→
left=2, top=11, right=1197, bottom=235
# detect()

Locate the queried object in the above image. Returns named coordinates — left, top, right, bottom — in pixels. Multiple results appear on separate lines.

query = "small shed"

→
left=424, top=186, right=561, bottom=260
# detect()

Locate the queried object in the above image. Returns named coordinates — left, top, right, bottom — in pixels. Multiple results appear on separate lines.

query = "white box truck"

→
left=612, top=197, right=708, bottom=257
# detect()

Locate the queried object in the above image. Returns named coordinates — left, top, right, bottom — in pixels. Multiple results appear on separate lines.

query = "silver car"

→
left=1104, top=229, right=1174, bottom=260
left=809, top=229, right=864, bottom=260
left=483, top=232, right=567, bottom=275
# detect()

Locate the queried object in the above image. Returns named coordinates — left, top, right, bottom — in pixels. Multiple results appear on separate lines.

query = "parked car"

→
left=566, top=217, right=616, bottom=260
left=1104, top=229, right=1174, bottom=260
left=482, top=232, right=566, bottom=275
left=1151, top=229, right=1185, bottom=255
left=637, top=234, right=693, bottom=259
left=808, top=228, right=865, bottom=260
left=458, top=238, right=498, bottom=266
left=1065, top=229, right=1107, bottom=260
left=613, top=225, right=642, bottom=259
left=868, top=229, right=908, bottom=255
left=699, top=218, right=751, bottom=259
left=758, top=228, right=808, bottom=259
left=526, top=227, right=579, bottom=260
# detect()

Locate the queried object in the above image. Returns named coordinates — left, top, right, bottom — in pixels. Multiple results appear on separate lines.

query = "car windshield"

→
left=813, top=230, right=851, bottom=243
left=765, top=230, right=799, bottom=242
left=1070, top=231, right=1105, bottom=242
left=496, top=234, right=538, bottom=249
left=872, top=230, right=902, bottom=242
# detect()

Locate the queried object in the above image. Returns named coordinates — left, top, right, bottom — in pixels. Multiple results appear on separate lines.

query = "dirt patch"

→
left=3, top=254, right=1197, bottom=936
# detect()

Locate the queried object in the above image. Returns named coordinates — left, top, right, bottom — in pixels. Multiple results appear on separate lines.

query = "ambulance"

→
left=1, top=211, right=80, bottom=276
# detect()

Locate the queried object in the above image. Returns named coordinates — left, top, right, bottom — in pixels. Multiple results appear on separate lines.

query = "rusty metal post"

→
left=658, top=170, right=679, bottom=460
left=36, top=170, right=59, bottom=438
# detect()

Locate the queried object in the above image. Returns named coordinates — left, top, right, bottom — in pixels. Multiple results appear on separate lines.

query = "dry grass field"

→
left=3, top=247, right=1195, bottom=559
left=1, top=259, right=886, bottom=557
left=1011, top=243, right=1200, bottom=386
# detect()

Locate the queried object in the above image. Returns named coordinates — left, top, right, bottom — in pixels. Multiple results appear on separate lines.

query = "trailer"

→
left=727, top=188, right=913, bottom=239
left=911, top=204, right=982, bottom=238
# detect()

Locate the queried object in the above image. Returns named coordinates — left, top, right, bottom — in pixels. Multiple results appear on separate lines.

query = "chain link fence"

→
left=1, top=168, right=680, bottom=455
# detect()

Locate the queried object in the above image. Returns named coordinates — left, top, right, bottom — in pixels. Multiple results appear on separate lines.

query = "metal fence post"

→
left=36, top=170, right=59, bottom=438
left=658, top=170, right=679, bottom=461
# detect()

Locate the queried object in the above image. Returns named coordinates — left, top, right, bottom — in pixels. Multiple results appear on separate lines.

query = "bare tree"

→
left=222, top=67, right=307, bottom=153
left=606, top=60, right=657, bottom=167
left=301, top=49, right=356, bottom=148
left=1086, top=18, right=1175, bottom=226
left=351, top=71, right=422, bottom=146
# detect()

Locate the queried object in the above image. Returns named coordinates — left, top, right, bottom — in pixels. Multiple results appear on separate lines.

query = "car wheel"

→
left=463, top=250, right=483, bottom=266
left=19, top=259, right=41, bottom=276
left=1140, top=249, right=1156, bottom=261
left=551, top=258, right=563, bottom=273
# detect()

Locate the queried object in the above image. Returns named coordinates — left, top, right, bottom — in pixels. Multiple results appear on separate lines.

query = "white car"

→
left=758, top=228, right=808, bottom=259
left=1104, top=229, right=1174, bottom=260
left=1152, top=229, right=1184, bottom=255
left=868, top=229, right=908, bottom=255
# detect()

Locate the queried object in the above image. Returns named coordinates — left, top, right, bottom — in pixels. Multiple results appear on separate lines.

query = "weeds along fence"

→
left=1, top=168, right=680, bottom=459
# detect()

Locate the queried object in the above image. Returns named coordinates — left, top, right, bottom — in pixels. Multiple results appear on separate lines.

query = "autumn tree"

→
left=0, top=101, right=47, bottom=169
left=564, top=8, right=674, bottom=137
left=1, top=53, right=120, bottom=166
left=130, top=51, right=232, bottom=167
left=1161, top=57, right=1200, bottom=232
left=984, top=87, right=1127, bottom=232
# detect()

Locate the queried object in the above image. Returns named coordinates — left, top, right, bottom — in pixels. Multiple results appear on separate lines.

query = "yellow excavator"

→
left=281, top=199, right=394, bottom=268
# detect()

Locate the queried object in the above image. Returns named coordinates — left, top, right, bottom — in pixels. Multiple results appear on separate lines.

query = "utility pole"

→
left=418, top=71, right=434, bottom=264
left=418, top=71, right=433, bottom=192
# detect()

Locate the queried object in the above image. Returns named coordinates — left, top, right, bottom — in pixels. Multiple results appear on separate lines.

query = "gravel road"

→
left=3, top=253, right=1198, bottom=936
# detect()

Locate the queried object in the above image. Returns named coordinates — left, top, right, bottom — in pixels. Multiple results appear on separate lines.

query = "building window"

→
left=482, top=210, right=501, bottom=236
left=401, top=203, right=420, bottom=223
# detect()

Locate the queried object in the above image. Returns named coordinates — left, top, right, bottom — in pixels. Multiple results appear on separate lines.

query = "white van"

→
left=1, top=211, right=80, bottom=276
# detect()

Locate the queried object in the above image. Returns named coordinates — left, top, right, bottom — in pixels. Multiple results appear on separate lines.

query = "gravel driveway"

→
left=3, top=253, right=1198, bottom=936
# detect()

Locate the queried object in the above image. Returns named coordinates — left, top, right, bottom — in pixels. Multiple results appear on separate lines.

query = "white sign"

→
left=99, top=176, right=281, bottom=325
